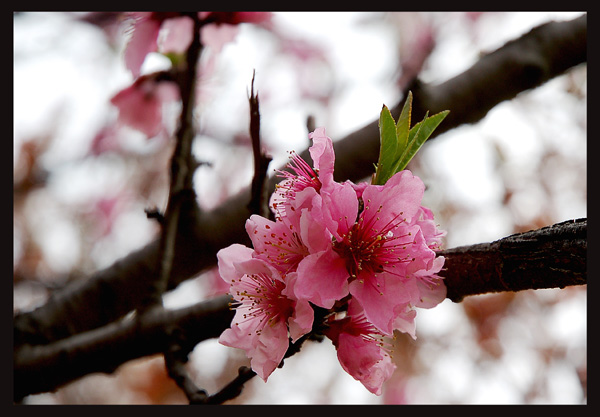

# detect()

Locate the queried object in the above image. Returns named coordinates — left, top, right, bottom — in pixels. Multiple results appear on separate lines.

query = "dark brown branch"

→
left=247, top=70, right=273, bottom=218
left=13, top=14, right=587, bottom=350
left=151, top=13, right=203, bottom=305
left=13, top=295, right=234, bottom=402
left=202, top=366, right=257, bottom=405
left=439, top=218, right=587, bottom=302
left=157, top=13, right=209, bottom=402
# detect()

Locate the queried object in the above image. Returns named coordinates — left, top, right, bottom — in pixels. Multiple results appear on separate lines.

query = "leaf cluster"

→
left=373, top=91, right=449, bottom=185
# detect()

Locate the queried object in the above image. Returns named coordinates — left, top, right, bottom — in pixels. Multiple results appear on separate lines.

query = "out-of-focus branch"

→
left=246, top=70, right=273, bottom=218
left=13, top=295, right=234, bottom=402
left=439, top=218, right=587, bottom=302
left=156, top=12, right=208, bottom=403
left=146, top=13, right=203, bottom=308
left=13, top=14, right=587, bottom=351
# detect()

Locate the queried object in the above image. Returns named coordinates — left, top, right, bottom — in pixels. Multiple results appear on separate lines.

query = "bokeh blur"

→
left=14, top=11, right=586, bottom=404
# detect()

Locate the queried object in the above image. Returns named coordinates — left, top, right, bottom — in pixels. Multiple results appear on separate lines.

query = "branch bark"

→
left=13, top=295, right=234, bottom=402
left=439, top=218, right=587, bottom=302
left=13, top=14, right=587, bottom=356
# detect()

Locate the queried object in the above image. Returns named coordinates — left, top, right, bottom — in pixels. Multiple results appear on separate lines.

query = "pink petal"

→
left=216, top=243, right=253, bottom=283
left=413, top=257, right=447, bottom=308
left=158, top=15, right=193, bottom=54
left=321, top=181, right=359, bottom=241
left=124, top=14, right=161, bottom=77
left=288, top=297, right=315, bottom=342
left=349, top=272, right=412, bottom=335
left=308, top=127, right=335, bottom=188
left=201, top=24, right=240, bottom=55
left=249, top=320, right=290, bottom=381
left=246, top=214, right=308, bottom=274
left=360, top=170, right=425, bottom=229
left=392, top=305, right=417, bottom=339
left=336, top=332, right=396, bottom=395
left=295, top=249, right=349, bottom=309
left=110, top=82, right=162, bottom=137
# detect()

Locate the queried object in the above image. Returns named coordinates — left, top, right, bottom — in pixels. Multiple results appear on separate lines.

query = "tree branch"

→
left=13, top=295, right=234, bottom=402
left=13, top=14, right=587, bottom=351
left=246, top=70, right=273, bottom=218
left=149, top=12, right=202, bottom=306
left=439, top=218, right=587, bottom=302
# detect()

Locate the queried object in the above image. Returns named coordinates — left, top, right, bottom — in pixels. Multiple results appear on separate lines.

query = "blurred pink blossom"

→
left=110, top=74, right=179, bottom=138
left=123, top=12, right=272, bottom=77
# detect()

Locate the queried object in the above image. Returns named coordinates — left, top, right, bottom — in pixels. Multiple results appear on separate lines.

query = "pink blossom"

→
left=200, top=12, right=272, bottom=27
left=158, top=15, right=194, bottom=55
left=294, top=170, right=440, bottom=334
left=270, top=127, right=336, bottom=221
left=123, top=12, right=272, bottom=78
left=249, top=189, right=350, bottom=309
left=110, top=74, right=179, bottom=138
left=324, top=300, right=396, bottom=395
left=217, top=244, right=313, bottom=381
left=216, top=127, right=446, bottom=389
left=123, top=12, right=181, bottom=77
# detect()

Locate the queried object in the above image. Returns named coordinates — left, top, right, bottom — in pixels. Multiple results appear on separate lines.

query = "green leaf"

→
left=394, top=110, right=449, bottom=172
left=372, top=90, right=449, bottom=185
left=373, top=104, right=399, bottom=185
left=394, top=91, right=412, bottom=159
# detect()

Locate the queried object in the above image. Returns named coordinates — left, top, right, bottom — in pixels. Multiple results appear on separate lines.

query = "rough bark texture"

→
left=439, top=218, right=587, bottom=302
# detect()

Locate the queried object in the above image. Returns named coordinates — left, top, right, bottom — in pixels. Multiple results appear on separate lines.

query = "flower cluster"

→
left=217, top=128, right=446, bottom=395
left=111, top=12, right=272, bottom=139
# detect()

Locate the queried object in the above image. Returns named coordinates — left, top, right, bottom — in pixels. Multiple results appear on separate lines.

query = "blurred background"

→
left=14, top=11, right=586, bottom=404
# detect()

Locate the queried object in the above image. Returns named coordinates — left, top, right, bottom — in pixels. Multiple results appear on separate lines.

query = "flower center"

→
left=333, top=198, right=415, bottom=282
left=232, top=272, right=294, bottom=335
left=272, top=151, right=322, bottom=213
left=254, top=222, right=310, bottom=274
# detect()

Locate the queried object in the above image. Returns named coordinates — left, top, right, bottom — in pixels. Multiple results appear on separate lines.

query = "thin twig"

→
left=148, top=12, right=203, bottom=307
left=202, top=366, right=257, bottom=404
left=164, top=327, right=209, bottom=404
left=247, top=70, right=273, bottom=218
left=153, top=12, right=209, bottom=402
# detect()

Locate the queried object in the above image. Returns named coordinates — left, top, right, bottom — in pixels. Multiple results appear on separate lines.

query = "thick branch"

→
left=13, top=14, right=587, bottom=349
left=439, top=218, right=587, bottom=302
left=13, top=295, right=234, bottom=402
